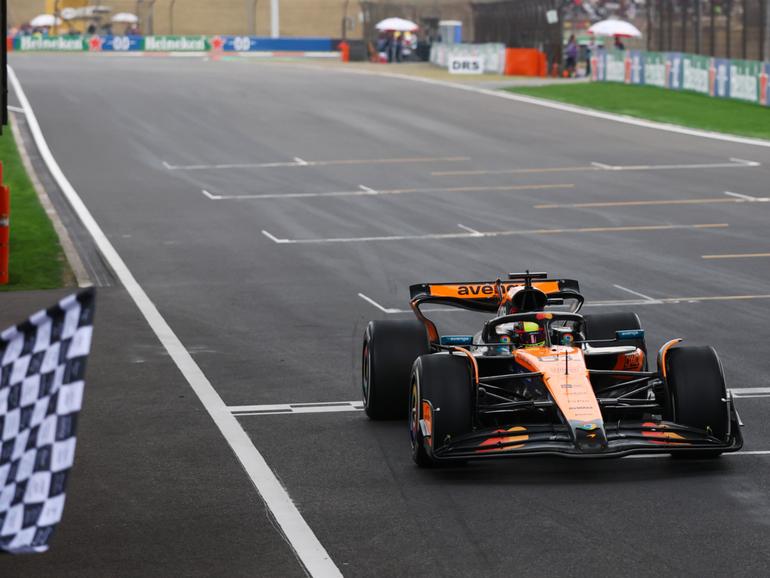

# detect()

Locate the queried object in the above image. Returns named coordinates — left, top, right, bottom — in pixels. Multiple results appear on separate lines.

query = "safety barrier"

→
left=8, top=35, right=337, bottom=55
left=430, top=43, right=507, bottom=75
left=430, top=42, right=547, bottom=76
left=592, top=50, right=770, bottom=107
left=0, top=162, right=9, bottom=284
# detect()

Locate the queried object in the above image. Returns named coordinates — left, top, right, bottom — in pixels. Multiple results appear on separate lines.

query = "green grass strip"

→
left=0, top=122, right=72, bottom=291
left=507, top=83, right=770, bottom=141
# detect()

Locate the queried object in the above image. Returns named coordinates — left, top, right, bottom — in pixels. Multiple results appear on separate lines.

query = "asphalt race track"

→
left=4, top=54, right=770, bottom=577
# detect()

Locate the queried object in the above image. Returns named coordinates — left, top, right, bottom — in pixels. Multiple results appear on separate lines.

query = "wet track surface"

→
left=3, top=54, right=770, bottom=576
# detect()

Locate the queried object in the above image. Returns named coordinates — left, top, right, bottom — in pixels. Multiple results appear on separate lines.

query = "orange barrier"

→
left=339, top=41, right=350, bottom=63
left=504, top=48, right=547, bottom=77
left=0, top=162, right=9, bottom=285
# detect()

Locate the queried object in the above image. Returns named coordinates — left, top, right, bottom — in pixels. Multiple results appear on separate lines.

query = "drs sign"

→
left=448, top=56, right=484, bottom=75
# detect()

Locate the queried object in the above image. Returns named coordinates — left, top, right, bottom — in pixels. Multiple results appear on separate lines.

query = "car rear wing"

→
left=409, top=273, right=583, bottom=344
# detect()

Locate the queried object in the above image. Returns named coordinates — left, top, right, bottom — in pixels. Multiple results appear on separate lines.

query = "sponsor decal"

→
left=144, top=36, right=207, bottom=52
left=18, top=36, right=84, bottom=51
left=730, top=59, right=761, bottom=103
left=644, top=52, right=666, bottom=87
left=682, top=55, right=710, bottom=94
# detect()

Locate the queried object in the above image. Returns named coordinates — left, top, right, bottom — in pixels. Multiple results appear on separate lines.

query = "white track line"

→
left=7, top=105, right=25, bottom=114
left=201, top=183, right=573, bottom=201
left=612, top=284, right=659, bottom=303
left=260, top=223, right=727, bottom=244
left=724, top=191, right=770, bottom=202
left=231, top=401, right=364, bottom=416
left=201, top=189, right=222, bottom=200
left=163, top=155, right=470, bottom=171
left=9, top=66, right=341, bottom=577
left=357, top=293, right=401, bottom=314
left=457, top=223, right=483, bottom=236
left=314, top=66, right=770, bottom=149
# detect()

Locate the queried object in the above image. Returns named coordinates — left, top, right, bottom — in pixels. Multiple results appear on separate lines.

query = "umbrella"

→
left=112, top=12, right=139, bottom=24
left=375, top=17, right=418, bottom=32
left=30, top=14, right=62, bottom=27
left=588, top=19, right=642, bottom=38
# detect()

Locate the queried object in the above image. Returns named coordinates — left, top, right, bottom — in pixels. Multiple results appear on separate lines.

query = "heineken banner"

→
left=593, top=49, right=769, bottom=107
left=11, top=35, right=335, bottom=54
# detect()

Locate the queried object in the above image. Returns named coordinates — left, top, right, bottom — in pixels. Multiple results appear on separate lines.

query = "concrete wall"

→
left=9, top=0, right=471, bottom=39
left=9, top=0, right=364, bottom=38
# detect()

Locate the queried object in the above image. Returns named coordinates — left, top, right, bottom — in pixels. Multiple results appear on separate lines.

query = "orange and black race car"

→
left=362, top=272, right=743, bottom=466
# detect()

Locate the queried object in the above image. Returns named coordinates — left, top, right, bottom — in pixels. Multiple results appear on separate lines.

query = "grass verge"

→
left=507, top=83, right=770, bottom=140
left=0, top=121, right=71, bottom=291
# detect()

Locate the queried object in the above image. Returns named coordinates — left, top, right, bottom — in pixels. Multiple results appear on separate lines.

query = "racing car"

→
left=362, top=272, right=743, bottom=465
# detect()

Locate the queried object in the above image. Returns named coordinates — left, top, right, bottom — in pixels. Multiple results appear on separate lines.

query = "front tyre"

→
left=664, top=345, right=730, bottom=458
left=410, top=354, right=474, bottom=467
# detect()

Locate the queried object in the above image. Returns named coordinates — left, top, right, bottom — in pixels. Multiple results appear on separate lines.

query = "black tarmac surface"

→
left=3, top=53, right=770, bottom=577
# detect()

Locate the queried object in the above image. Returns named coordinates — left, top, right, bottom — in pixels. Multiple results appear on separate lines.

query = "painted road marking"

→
left=202, top=183, right=574, bottom=200
left=612, top=284, right=660, bottom=303
left=10, top=66, right=342, bottom=578
left=703, top=252, right=770, bottom=260
left=357, top=293, right=401, bottom=314
left=457, top=223, right=483, bottom=236
left=261, top=223, right=728, bottom=244
left=536, top=198, right=743, bottom=209
left=360, top=292, right=770, bottom=315
left=433, top=158, right=760, bottom=177
left=724, top=191, right=770, bottom=202
left=164, top=155, right=470, bottom=171
left=231, top=401, right=364, bottom=416
left=230, top=388, right=770, bottom=417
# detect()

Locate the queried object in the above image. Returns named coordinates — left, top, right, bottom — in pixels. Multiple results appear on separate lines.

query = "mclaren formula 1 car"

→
left=362, top=272, right=743, bottom=465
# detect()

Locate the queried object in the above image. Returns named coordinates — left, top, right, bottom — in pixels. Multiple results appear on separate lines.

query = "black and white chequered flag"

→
left=0, top=289, right=95, bottom=554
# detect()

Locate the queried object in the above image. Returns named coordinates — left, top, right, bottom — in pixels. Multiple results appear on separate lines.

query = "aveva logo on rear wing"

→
left=410, top=279, right=577, bottom=299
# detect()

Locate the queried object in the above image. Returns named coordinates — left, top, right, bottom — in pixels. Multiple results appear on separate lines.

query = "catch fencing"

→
left=646, top=0, right=769, bottom=61
left=592, top=49, right=770, bottom=106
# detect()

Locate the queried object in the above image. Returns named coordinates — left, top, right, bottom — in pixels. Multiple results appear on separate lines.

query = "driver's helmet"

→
left=513, top=321, right=546, bottom=348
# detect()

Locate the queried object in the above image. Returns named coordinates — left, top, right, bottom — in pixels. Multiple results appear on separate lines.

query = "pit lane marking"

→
left=702, top=253, right=770, bottom=260
left=612, top=285, right=659, bottom=303
left=432, top=158, right=760, bottom=177
left=201, top=183, right=573, bottom=200
left=261, top=223, right=727, bottom=244
left=163, top=155, right=471, bottom=171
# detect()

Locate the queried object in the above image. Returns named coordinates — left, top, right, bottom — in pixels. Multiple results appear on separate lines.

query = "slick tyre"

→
left=362, top=319, right=429, bottom=420
left=410, top=354, right=473, bottom=467
left=665, top=345, right=730, bottom=458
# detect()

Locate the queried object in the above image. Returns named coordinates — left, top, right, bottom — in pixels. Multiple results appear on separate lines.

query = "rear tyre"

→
left=664, top=345, right=730, bottom=459
left=410, top=354, right=474, bottom=467
left=362, top=319, right=429, bottom=420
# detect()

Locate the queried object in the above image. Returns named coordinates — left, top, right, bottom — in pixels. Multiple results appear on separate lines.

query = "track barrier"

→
left=0, top=162, right=9, bottom=285
left=593, top=49, right=770, bottom=107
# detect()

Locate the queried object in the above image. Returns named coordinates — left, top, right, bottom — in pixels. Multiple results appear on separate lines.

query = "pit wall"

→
left=592, top=50, right=770, bottom=107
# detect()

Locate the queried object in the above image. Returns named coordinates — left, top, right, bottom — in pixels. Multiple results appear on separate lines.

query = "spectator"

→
left=565, top=34, right=577, bottom=77
left=614, top=36, right=625, bottom=51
